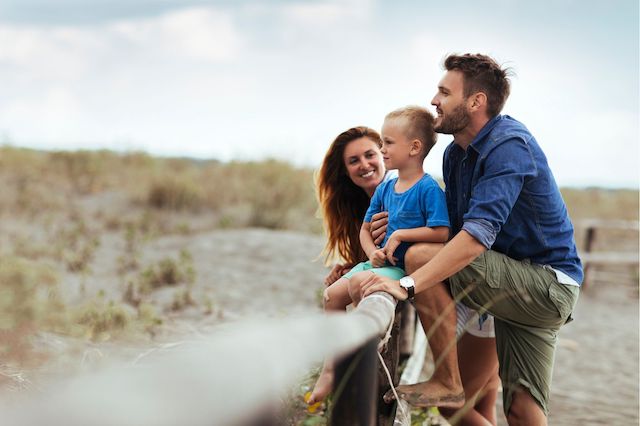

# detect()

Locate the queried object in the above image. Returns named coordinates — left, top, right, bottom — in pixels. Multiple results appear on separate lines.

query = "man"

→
left=360, top=53, right=582, bottom=425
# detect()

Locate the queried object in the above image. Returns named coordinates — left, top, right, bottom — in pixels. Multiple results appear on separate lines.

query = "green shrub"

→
left=0, top=256, right=63, bottom=363
left=137, top=250, right=195, bottom=294
left=137, top=302, right=163, bottom=332
left=147, top=175, right=205, bottom=211
left=171, top=288, right=195, bottom=311
left=52, top=219, right=100, bottom=273
left=203, top=159, right=317, bottom=230
left=73, top=299, right=132, bottom=341
left=48, top=150, right=113, bottom=194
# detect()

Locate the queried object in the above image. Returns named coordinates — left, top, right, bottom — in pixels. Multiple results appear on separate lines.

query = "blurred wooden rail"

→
left=3, top=293, right=399, bottom=426
left=579, top=219, right=639, bottom=287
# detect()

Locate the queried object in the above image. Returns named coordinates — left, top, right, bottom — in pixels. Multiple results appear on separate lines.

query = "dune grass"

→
left=0, top=145, right=636, bottom=400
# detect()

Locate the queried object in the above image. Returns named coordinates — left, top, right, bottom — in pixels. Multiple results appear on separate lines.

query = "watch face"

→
left=400, top=277, right=414, bottom=289
left=399, top=277, right=415, bottom=300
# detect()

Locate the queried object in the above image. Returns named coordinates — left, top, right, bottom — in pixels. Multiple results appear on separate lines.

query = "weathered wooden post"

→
left=376, top=303, right=403, bottom=426
left=329, top=337, right=379, bottom=426
left=582, top=225, right=596, bottom=288
left=329, top=301, right=404, bottom=426
left=398, top=302, right=416, bottom=363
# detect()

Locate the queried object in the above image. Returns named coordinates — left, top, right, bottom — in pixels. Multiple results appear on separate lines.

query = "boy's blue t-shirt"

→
left=364, top=173, right=449, bottom=267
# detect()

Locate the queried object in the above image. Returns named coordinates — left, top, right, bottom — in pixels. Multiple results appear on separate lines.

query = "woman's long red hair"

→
left=315, top=126, right=382, bottom=265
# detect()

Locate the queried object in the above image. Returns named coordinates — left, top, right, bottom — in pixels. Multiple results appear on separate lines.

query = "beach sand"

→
left=2, top=226, right=638, bottom=425
left=117, top=229, right=640, bottom=425
left=184, top=229, right=640, bottom=425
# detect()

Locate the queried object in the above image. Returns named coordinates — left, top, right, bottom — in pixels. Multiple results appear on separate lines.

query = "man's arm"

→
left=361, top=230, right=486, bottom=300
left=410, top=230, right=485, bottom=294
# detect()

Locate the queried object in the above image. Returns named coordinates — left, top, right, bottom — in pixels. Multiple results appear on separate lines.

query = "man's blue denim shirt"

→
left=443, top=115, right=583, bottom=284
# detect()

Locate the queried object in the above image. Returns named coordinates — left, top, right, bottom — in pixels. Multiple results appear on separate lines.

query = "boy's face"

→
left=380, top=118, right=415, bottom=170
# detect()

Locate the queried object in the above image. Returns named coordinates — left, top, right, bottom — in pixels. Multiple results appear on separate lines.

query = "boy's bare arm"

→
left=360, top=222, right=379, bottom=258
left=361, top=222, right=386, bottom=267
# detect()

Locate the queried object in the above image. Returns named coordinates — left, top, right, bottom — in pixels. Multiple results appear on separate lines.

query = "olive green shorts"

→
left=448, top=250, right=580, bottom=415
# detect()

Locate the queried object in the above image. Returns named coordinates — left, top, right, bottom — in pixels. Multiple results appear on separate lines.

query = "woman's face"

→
left=342, top=136, right=385, bottom=197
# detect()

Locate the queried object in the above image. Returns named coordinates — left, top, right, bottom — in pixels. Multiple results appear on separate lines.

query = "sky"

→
left=0, top=0, right=638, bottom=188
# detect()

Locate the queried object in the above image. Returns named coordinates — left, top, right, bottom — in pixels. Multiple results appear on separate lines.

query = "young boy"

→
left=308, top=106, right=449, bottom=405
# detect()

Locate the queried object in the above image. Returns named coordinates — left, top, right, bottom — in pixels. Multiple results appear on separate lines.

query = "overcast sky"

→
left=0, top=0, right=638, bottom=188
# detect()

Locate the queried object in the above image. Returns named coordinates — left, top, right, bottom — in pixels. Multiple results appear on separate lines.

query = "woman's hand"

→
left=324, top=263, right=353, bottom=286
left=358, top=273, right=407, bottom=301
left=369, top=211, right=389, bottom=246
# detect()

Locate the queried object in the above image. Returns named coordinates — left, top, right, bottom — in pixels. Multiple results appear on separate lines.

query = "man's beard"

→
left=435, top=104, right=470, bottom=134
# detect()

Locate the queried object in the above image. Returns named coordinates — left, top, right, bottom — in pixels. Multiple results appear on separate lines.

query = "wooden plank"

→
left=577, top=219, right=639, bottom=231
left=581, top=252, right=639, bottom=264
left=4, top=293, right=398, bottom=426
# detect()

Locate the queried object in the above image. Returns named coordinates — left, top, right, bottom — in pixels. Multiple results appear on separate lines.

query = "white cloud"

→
left=0, top=2, right=636, bottom=188
left=0, top=25, right=101, bottom=81
left=109, top=7, right=242, bottom=62
left=539, top=109, right=639, bottom=187
left=281, top=0, right=373, bottom=24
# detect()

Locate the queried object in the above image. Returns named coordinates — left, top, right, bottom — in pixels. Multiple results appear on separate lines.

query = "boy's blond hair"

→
left=385, top=106, right=437, bottom=159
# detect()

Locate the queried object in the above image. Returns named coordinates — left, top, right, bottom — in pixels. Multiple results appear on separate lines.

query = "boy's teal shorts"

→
left=342, top=260, right=405, bottom=280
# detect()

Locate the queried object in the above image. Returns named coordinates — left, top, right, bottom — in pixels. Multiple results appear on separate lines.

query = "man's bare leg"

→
left=386, top=243, right=464, bottom=408
left=440, top=333, right=500, bottom=425
left=506, top=388, right=547, bottom=426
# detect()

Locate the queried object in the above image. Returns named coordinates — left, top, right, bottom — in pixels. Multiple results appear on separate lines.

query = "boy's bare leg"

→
left=387, top=243, right=465, bottom=408
left=308, top=277, right=353, bottom=405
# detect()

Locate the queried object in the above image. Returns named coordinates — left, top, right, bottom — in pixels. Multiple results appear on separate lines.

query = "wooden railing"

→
left=579, top=219, right=639, bottom=287
left=2, top=293, right=398, bottom=426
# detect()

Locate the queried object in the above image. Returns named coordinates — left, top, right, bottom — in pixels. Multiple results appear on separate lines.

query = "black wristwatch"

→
left=399, top=276, right=415, bottom=301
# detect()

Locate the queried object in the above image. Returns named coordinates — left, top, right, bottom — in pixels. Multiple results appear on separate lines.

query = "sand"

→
left=2, top=224, right=638, bottom=425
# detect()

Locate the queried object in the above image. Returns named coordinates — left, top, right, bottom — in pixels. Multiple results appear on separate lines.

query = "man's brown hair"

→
left=444, top=53, right=511, bottom=117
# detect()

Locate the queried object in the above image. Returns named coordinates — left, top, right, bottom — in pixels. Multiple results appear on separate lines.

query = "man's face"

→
left=431, top=70, right=470, bottom=135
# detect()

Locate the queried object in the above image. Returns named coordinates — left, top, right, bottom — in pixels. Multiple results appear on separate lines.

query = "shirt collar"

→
left=468, top=115, right=503, bottom=154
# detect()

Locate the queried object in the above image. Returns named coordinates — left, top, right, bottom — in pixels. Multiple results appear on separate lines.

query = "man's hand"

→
left=369, top=211, right=389, bottom=246
left=369, top=249, right=387, bottom=268
left=359, top=273, right=407, bottom=301
left=324, top=263, right=352, bottom=286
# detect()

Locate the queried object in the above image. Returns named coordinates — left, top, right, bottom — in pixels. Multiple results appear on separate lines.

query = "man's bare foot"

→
left=307, top=369, right=334, bottom=405
left=384, top=380, right=465, bottom=409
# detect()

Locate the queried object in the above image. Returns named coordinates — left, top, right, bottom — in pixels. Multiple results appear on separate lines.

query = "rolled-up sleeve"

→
left=462, top=218, right=496, bottom=248
left=462, top=137, right=537, bottom=248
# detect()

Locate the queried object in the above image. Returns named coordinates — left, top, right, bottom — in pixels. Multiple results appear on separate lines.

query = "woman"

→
left=316, top=126, right=388, bottom=282
left=315, top=126, right=499, bottom=425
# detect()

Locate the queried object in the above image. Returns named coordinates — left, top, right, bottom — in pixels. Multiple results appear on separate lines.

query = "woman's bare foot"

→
left=384, top=379, right=465, bottom=409
left=307, top=367, right=334, bottom=405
